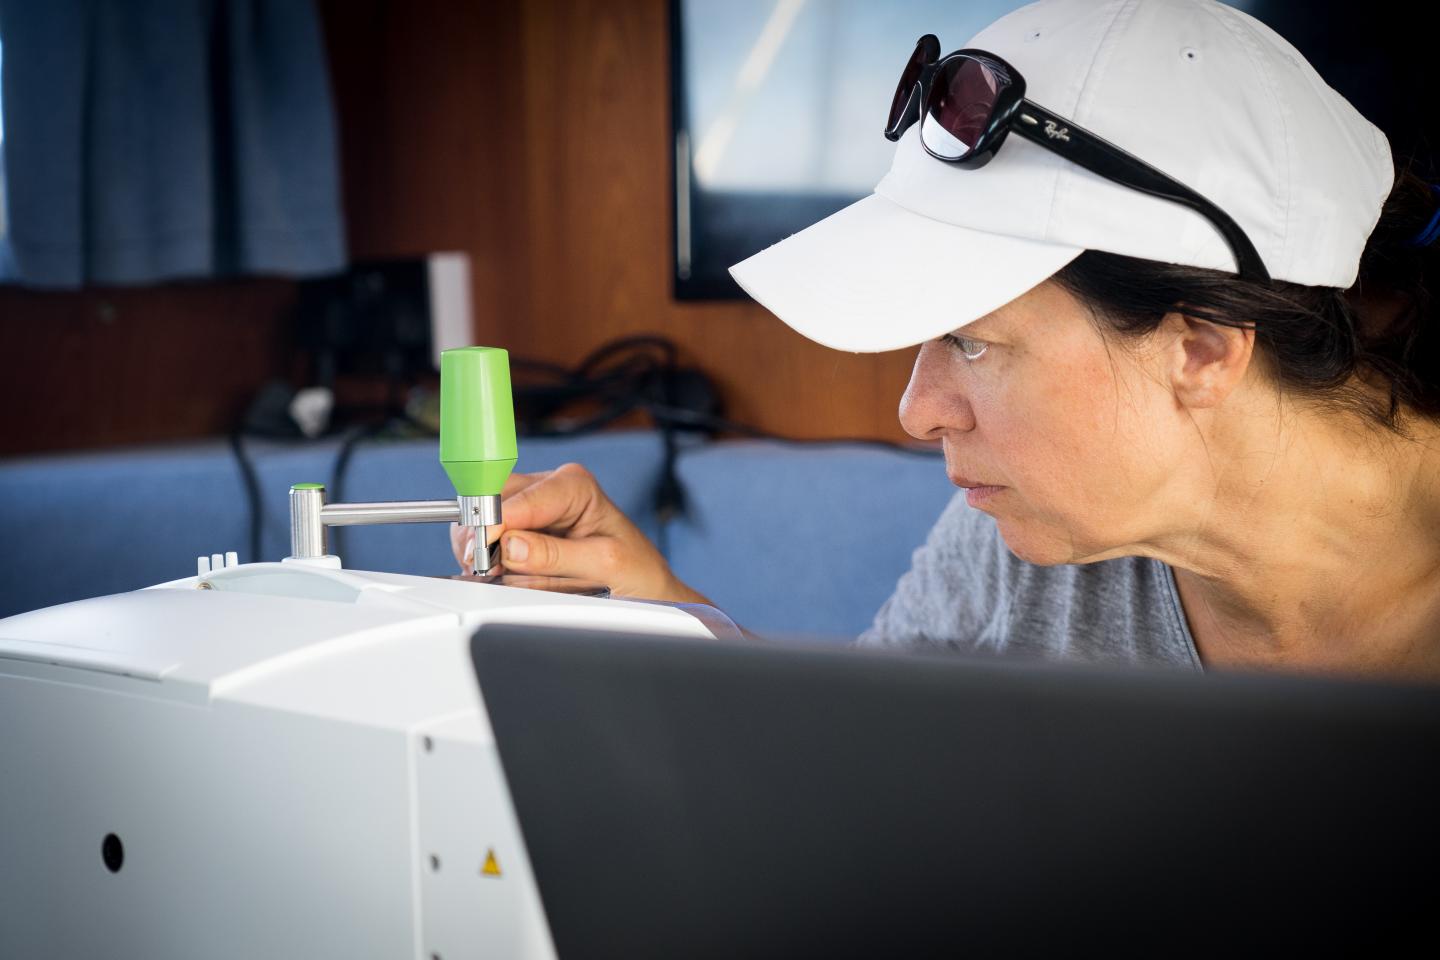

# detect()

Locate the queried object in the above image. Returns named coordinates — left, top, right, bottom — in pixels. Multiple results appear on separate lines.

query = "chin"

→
left=992, top=518, right=1087, bottom=566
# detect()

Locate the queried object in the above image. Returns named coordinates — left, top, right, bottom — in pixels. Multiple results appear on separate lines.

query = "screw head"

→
left=102, top=834, right=124, bottom=873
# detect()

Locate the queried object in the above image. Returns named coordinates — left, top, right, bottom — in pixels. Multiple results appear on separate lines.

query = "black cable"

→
left=521, top=394, right=643, bottom=437
left=640, top=401, right=942, bottom=563
left=574, top=335, right=678, bottom=378
left=652, top=347, right=682, bottom=560
left=504, top=336, right=945, bottom=562
left=231, top=334, right=938, bottom=569
left=512, top=357, right=575, bottom=378
left=513, top=335, right=940, bottom=456
left=228, top=430, right=264, bottom=563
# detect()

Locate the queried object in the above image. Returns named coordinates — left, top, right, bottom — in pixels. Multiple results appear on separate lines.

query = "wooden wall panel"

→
left=321, top=0, right=920, bottom=445
left=0, top=281, right=295, bottom=456
left=0, top=0, right=921, bottom=459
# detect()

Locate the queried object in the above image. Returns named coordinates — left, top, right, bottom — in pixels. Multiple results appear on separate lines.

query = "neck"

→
left=1148, top=404, right=1440, bottom=681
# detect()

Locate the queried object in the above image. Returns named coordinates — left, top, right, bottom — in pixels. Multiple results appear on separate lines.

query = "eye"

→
left=940, top=332, right=989, bottom=361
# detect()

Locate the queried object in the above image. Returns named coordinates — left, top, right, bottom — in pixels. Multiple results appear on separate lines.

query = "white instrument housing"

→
left=0, top=563, right=727, bottom=959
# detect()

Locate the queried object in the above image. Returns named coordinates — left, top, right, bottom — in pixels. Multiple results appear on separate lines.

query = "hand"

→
left=449, top=462, right=712, bottom=604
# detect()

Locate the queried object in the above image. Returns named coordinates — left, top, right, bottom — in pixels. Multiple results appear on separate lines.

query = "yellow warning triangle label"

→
left=481, top=848, right=502, bottom=878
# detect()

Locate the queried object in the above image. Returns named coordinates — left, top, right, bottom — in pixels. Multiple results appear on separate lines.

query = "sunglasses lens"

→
left=887, top=39, right=932, bottom=133
left=922, top=56, right=1004, bottom=159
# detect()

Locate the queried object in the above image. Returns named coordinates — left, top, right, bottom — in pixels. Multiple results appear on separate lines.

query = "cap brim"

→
left=728, top=193, right=1085, bottom=353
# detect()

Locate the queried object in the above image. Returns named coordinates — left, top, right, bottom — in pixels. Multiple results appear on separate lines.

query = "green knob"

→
left=440, top=346, right=518, bottom=497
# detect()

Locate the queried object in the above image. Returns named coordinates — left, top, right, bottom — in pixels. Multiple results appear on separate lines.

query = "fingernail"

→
left=505, top=535, right=528, bottom=563
left=463, top=537, right=475, bottom=566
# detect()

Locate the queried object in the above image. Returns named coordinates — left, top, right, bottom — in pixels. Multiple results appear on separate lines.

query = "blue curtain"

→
left=0, top=0, right=345, bottom=288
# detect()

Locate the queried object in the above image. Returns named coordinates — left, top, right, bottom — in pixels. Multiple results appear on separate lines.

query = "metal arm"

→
left=288, top=483, right=500, bottom=574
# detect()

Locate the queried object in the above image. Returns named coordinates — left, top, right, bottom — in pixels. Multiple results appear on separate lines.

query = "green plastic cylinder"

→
left=440, top=346, right=518, bottom=497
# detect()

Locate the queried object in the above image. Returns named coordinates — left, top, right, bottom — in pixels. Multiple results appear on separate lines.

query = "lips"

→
left=948, top=473, right=1001, bottom=489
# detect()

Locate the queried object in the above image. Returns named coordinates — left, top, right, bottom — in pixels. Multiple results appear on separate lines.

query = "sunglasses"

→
left=885, top=35, right=1270, bottom=283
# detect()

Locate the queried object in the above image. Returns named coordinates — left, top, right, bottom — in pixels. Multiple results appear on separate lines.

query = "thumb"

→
left=501, top=530, right=617, bottom=581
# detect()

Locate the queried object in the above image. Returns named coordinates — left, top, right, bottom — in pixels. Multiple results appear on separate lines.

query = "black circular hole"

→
left=422, top=736, right=434, bottom=753
left=102, top=833, right=124, bottom=873
left=429, top=854, right=441, bottom=872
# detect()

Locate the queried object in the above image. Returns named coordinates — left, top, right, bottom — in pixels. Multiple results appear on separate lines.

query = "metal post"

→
left=457, top=494, right=502, bottom=575
left=289, top=484, right=327, bottom=559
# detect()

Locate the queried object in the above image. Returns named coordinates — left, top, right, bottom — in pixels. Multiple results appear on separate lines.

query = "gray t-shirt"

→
left=856, top=490, right=1203, bottom=670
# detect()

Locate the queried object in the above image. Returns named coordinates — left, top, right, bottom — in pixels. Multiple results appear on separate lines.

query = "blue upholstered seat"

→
left=0, top=430, right=954, bottom=640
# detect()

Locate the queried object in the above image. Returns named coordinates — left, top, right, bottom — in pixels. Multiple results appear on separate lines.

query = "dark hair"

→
left=1048, top=157, right=1439, bottom=435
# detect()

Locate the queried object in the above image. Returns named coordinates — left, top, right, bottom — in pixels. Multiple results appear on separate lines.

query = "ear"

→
left=1160, top=311, right=1256, bottom=410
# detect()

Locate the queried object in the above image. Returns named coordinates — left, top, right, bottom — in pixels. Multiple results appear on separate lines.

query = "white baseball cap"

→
left=727, top=0, right=1395, bottom=354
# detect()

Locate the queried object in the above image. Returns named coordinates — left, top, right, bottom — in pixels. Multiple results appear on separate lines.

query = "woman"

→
left=453, top=0, right=1440, bottom=681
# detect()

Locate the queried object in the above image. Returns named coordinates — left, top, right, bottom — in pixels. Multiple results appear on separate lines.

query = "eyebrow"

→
left=951, top=313, right=999, bottom=338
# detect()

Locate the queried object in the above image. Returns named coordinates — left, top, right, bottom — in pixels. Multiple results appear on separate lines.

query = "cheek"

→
left=992, top=350, right=1126, bottom=488
left=981, top=348, right=1165, bottom=549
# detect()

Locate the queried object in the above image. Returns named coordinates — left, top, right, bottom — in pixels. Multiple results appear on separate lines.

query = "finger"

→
left=499, top=529, right=622, bottom=581
left=499, top=463, right=604, bottom=537
left=452, top=523, right=504, bottom=572
left=452, top=472, right=547, bottom=569
left=485, top=471, right=553, bottom=540
left=501, top=470, right=549, bottom=498
left=450, top=523, right=470, bottom=567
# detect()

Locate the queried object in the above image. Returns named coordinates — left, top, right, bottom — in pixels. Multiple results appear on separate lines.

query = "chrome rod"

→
left=319, top=500, right=462, bottom=526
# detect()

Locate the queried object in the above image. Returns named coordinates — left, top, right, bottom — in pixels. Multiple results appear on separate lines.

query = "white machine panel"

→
left=0, top=563, right=726, bottom=959
left=415, top=714, right=555, bottom=960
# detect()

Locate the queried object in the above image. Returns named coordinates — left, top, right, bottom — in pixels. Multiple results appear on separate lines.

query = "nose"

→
left=898, top=341, right=977, bottom=441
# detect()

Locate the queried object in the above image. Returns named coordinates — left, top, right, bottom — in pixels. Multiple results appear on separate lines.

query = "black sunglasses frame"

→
left=885, top=35, right=1271, bottom=283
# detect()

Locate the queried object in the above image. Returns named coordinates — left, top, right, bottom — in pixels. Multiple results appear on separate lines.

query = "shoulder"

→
left=856, top=490, right=1019, bottom=651
left=857, top=491, right=1199, bottom=668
